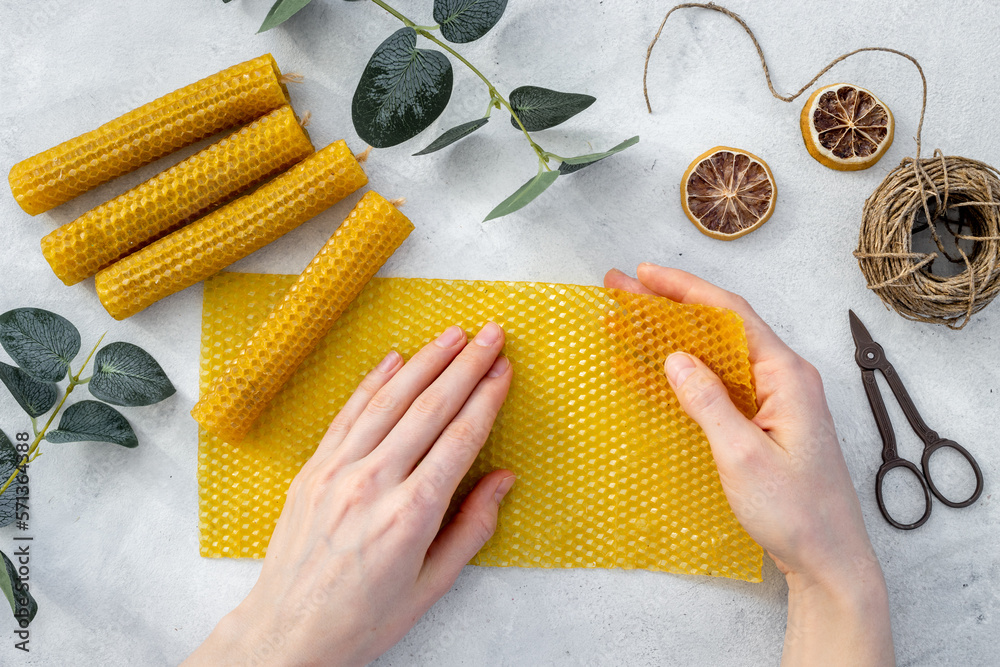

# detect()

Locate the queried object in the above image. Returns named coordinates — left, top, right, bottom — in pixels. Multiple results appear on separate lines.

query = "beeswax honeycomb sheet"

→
left=198, top=273, right=763, bottom=581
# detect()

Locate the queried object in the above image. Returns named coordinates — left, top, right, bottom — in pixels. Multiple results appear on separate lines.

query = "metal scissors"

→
left=849, top=310, right=984, bottom=530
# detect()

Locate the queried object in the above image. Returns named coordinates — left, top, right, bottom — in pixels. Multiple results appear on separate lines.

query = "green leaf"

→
left=258, top=0, right=312, bottom=33
left=414, top=118, right=489, bottom=155
left=352, top=28, right=454, bottom=148
left=484, top=170, right=559, bottom=221
left=0, top=308, right=81, bottom=382
left=559, top=136, right=640, bottom=175
left=0, top=549, right=36, bottom=627
left=0, top=362, right=58, bottom=418
left=89, top=342, right=176, bottom=407
left=0, top=430, right=18, bottom=528
left=509, top=86, right=595, bottom=132
left=434, top=0, right=508, bottom=43
left=46, top=401, right=138, bottom=448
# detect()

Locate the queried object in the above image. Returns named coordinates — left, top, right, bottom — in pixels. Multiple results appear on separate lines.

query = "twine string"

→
left=643, top=2, right=927, bottom=156
left=644, top=2, right=1000, bottom=329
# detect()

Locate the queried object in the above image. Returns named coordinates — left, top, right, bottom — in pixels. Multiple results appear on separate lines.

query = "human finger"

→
left=603, top=267, right=657, bottom=295
left=333, top=325, right=468, bottom=462
left=418, top=470, right=515, bottom=600
left=635, top=263, right=794, bottom=364
left=404, top=354, right=512, bottom=503
left=311, top=351, right=403, bottom=461
left=665, top=352, right=767, bottom=470
left=373, top=323, right=506, bottom=477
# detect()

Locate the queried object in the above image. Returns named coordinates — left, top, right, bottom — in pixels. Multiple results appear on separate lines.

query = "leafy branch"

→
left=0, top=308, right=176, bottom=626
left=0, top=309, right=175, bottom=497
left=241, top=0, right=639, bottom=220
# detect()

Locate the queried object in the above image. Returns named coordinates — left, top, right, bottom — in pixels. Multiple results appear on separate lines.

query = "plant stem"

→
left=416, top=29, right=549, bottom=164
left=0, top=388, right=69, bottom=496
left=368, top=0, right=412, bottom=26
left=0, top=333, right=106, bottom=497
left=367, top=0, right=551, bottom=169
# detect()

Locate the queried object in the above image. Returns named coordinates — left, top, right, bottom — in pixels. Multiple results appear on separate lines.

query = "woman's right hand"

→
left=606, top=263, right=895, bottom=667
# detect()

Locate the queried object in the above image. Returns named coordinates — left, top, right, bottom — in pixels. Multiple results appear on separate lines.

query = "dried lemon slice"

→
left=800, top=83, right=894, bottom=171
left=680, top=146, right=777, bottom=240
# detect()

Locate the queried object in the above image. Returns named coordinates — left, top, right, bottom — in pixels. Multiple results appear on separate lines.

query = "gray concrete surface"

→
left=0, top=0, right=998, bottom=664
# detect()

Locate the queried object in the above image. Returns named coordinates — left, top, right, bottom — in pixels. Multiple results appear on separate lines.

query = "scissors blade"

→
left=848, top=310, right=941, bottom=446
left=849, top=309, right=876, bottom=351
left=849, top=311, right=899, bottom=462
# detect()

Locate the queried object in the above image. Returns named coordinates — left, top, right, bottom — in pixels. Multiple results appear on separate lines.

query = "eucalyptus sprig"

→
left=0, top=308, right=175, bottom=502
left=243, top=0, right=639, bottom=220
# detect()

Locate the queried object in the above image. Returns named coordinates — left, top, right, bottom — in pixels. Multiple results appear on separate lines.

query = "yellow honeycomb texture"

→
left=42, top=105, right=313, bottom=286
left=9, top=54, right=289, bottom=216
left=197, top=274, right=763, bottom=582
left=95, top=140, right=368, bottom=320
left=191, top=191, right=413, bottom=442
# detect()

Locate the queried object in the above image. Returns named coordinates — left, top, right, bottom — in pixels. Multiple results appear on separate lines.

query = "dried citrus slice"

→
left=680, top=146, right=777, bottom=240
left=800, top=83, right=894, bottom=171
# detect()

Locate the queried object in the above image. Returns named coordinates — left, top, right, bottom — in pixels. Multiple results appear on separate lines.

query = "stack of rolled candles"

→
left=9, top=53, right=403, bottom=321
left=10, top=54, right=416, bottom=442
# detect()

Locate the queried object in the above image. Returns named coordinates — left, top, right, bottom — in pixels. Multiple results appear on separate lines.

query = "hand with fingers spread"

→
left=606, top=264, right=895, bottom=667
left=184, top=323, right=515, bottom=667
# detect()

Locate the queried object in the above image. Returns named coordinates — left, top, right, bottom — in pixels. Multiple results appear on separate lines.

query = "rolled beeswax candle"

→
left=191, top=191, right=414, bottom=443
left=9, top=54, right=290, bottom=215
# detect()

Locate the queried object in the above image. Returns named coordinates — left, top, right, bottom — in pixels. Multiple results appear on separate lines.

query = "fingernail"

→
left=474, top=322, right=502, bottom=347
left=494, top=475, right=516, bottom=504
left=487, top=356, right=509, bottom=378
left=665, top=353, right=697, bottom=387
left=434, top=325, right=466, bottom=348
left=376, top=351, right=400, bottom=372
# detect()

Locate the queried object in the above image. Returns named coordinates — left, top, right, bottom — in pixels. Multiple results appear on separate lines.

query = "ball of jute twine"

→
left=644, top=3, right=1000, bottom=329
left=856, top=154, right=1000, bottom=329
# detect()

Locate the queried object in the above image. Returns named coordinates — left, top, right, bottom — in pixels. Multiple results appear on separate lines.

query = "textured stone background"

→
left=0, top=1, right=998, bottom=664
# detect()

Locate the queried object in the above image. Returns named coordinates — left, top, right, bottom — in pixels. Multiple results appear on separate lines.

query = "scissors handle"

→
left=876, top=458, right=932, bottom=530
left=921, top=439, right=985, bottom=508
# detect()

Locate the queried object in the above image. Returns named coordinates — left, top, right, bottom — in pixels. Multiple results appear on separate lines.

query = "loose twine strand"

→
left=644, top=2, right=1000, bottom=329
